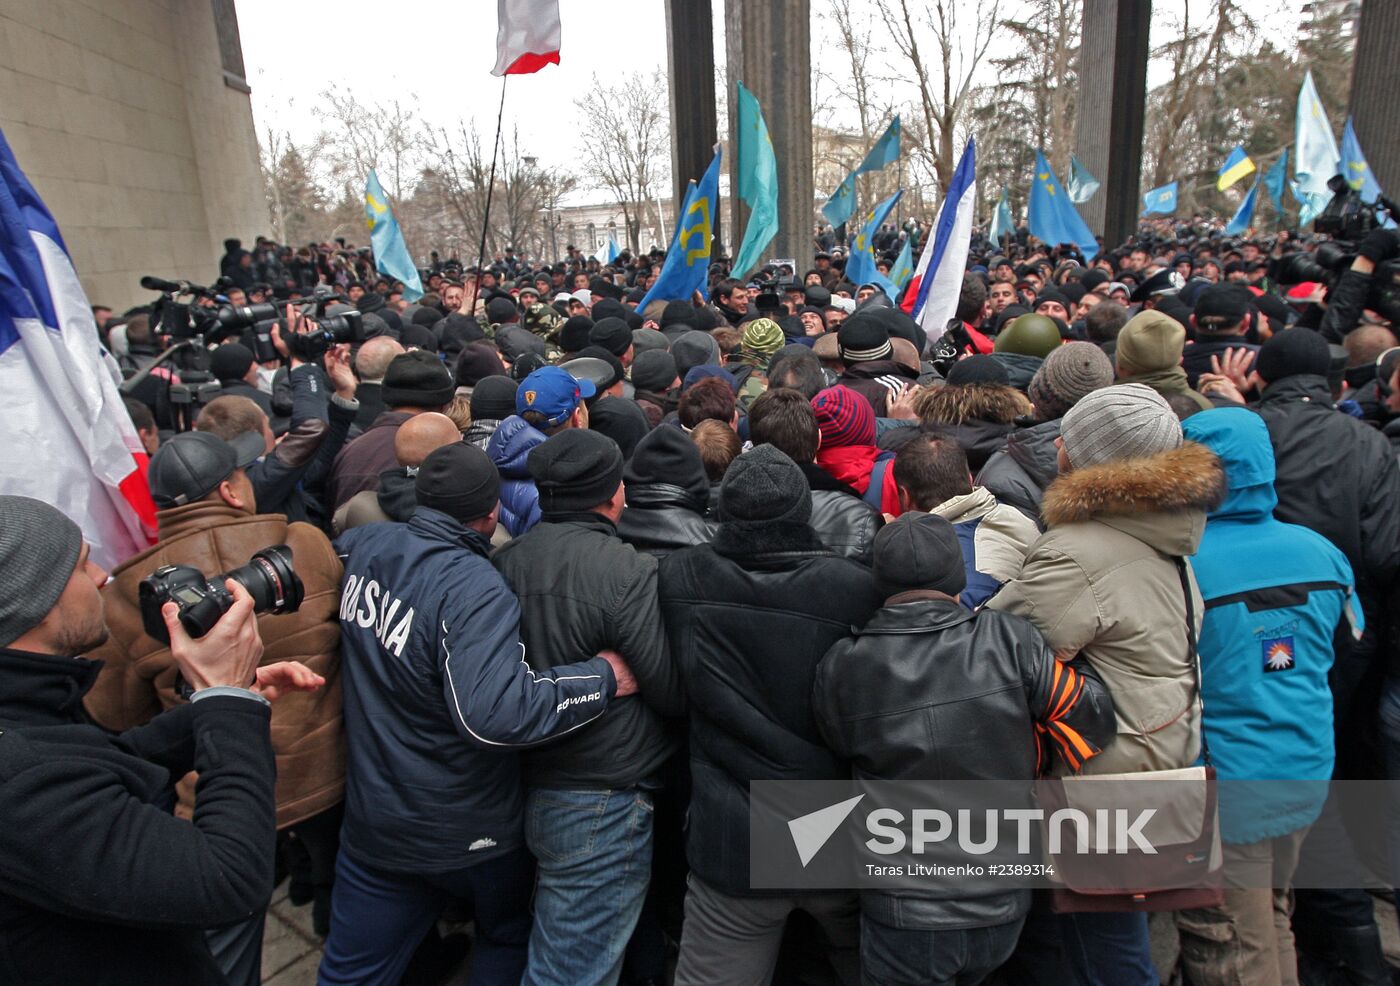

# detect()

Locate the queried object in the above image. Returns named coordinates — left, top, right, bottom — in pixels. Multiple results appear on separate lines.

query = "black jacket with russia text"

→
left=334, top=508, right=618, bottom=873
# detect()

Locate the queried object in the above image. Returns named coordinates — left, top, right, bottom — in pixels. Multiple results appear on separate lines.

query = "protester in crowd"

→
left=894, top=434, right=1039, bottom=608
left=658, top=445, right=884, bottom=985
left=331, top=411, right=461, bottom=534
left=835, top=316, right=919, bottom=416
left=978, top=341, right=1115, bottom=525
left=350, top=337, right=406, bottom=431
left=1246, top=327, right=1400, bottom=979
left=1182, top=283, right=1259, bottom=390
left=83, top=430, right=347, bottom=953
left=989, top=383, right=1225, bottom=985
left=464, top=374, right=519, bottom=451
left=914, top=356, right=1034, bottom=471
left=210, top=342, right=274, bottom=416
left=328, top=350, right=454, bottom=511
left=815, top=512, right=1115, bottom=985
left=487, top=365, right=595, bottom=538
left=811, top=384, right=901, bottom=516
left=0, top=495, right=322, bottom=985
left=689, top=419, right=742, bottom=512
left=1174, top=408, right=1358, bottom=986
left=616, top=425, right=717, bottom=557
left=1113, top=310, right=1214, bottom=411
left=321, top=442, right=637, bottom=985
left=492, top=429, right=685, bottom=985
left=748, top=388, right=883, bottom=565
left=990, top=313, right=1061, bottom=390
left=198, top=334, right=360, bottom=526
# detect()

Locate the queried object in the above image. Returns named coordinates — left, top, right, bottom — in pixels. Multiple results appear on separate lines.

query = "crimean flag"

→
left=1216, top=145, right=1256, bottom=191
left=492, top=0, right=561, bottom=76
left=907, top=139, right=976, bottom=344
left=0, top=125, right=153, bottom=568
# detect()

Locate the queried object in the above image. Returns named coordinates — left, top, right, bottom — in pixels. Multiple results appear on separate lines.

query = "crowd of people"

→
left=4, top=213, right=1400, bottom=986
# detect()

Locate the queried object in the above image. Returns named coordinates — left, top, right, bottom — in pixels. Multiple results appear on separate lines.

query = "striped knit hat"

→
left=811, top=385, right=875, bottom=448
left=1059, top=383, right=1182, bottom=469
left=741, top=317, right=786, bottom=360
left=837, top=315, right=894, bottom=363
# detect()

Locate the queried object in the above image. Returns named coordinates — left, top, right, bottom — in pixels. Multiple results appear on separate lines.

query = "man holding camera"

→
left=0, top=495, right=322, bottom=984
left=83, top=429, right=347, bottom=954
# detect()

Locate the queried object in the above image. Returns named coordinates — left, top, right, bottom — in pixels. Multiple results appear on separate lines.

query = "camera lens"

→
left=224, top=544, right=304, bottom=616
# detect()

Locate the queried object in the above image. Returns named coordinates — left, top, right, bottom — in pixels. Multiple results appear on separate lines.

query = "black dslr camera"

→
left=139, top=545, right=304, bottom=644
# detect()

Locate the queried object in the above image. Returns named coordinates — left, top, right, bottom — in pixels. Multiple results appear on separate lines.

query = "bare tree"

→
left=419, top=121, right=578, bottom=263
left=573, top=70, right=672, bottom=253
left=313, top=87, right=423, bottom=202
left=258, top=127, right=331, bottom=246
left=876, top=0, right=1001, bottom=193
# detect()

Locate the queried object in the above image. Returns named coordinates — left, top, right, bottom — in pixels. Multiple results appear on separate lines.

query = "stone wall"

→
left=0, top=0, right=265, bottom=312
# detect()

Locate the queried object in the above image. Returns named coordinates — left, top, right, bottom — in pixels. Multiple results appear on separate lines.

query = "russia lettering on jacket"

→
left=339, top=573, right=415, bottom=656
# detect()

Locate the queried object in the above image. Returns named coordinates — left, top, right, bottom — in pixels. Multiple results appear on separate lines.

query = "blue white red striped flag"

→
left=0, top=126, right=153, bottom=569
left=907, top=139, right=976, bottom=345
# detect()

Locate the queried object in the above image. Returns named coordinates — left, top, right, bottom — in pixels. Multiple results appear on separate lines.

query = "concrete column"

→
left=664, top=0, right=718, bottom=215
left=1073, top=0, right=1150, bottom=245
left=724, top=0, right=812, bottom=263
left=1348, top=0, right=1400, bottom=197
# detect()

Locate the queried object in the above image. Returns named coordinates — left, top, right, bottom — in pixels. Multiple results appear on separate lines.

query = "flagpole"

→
left=475, top=76, right=509, bottom=279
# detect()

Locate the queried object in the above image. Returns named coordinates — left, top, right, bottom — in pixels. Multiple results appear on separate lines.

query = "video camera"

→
left=1275, top=177, right=1400, bottom=324
left=142, top=276, right=282, bottom=346
left=139, top=544, right=304, bottom=644
left=282, top=289, right=366, bottom=362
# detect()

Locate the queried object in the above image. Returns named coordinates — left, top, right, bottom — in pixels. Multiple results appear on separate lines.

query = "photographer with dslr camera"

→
left=0, top=495, right=323, bottom=985
left=82, top=428, right=347, bottom=968
left=196, top=303, right=362, bottom=527
left=1320, top=226, right=1400, bottom=341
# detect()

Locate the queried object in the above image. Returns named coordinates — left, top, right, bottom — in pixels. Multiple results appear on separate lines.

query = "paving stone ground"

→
left=261, top=882, right=1400, bottom=985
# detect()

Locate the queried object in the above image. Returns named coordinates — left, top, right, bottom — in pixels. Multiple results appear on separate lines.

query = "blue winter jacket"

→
left=334, top=508, right=617, bottom=873
left=487, top=415, right=546, bottom=537
left=1183, top=408, right=1359, bottom=845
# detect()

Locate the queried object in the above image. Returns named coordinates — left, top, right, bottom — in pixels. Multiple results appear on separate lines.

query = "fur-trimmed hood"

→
left=916, top=383, right=1033, bottom=426
left=1041, top=442, right=1225, bottom=554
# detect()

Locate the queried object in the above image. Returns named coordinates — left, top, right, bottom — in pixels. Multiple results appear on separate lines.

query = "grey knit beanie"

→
left=1059, top=383, right=1182, bottom=469
left=0, top=496, right=83, bottom=646
left=719, top=445, right=812, bottom=525
left=672, top=330, right=722, bottom=379
left=1029, top=341, right=1116, bottom=420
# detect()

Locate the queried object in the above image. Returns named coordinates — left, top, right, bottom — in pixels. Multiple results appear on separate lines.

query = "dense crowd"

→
left=4, top=214, right=1400, bottom=986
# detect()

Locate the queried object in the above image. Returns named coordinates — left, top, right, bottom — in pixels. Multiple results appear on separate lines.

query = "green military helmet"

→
left=994, top=313, right=1063, bottom=359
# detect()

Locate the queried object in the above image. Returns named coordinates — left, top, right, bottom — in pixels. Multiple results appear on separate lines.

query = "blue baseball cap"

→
left=517, top=365, right=596, bottom=428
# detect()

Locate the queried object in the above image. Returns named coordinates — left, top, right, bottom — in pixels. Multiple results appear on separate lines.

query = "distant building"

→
left=0, top=0, right=266, bottom=311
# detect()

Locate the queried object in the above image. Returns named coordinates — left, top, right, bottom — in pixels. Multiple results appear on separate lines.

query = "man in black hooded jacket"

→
left=658, top=445, right=883, bottom=985
left=617, top=426, right=716, bottom=556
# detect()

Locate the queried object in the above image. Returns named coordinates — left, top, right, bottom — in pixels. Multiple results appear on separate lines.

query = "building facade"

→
left=0, top=0, right=266, bottom=312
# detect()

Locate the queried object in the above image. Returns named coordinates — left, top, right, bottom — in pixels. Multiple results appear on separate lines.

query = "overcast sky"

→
left=238, top=0, right=1306, bottom=195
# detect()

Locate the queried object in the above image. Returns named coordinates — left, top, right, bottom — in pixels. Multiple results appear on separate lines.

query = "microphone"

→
left=140, top=275, right=207, bottom=295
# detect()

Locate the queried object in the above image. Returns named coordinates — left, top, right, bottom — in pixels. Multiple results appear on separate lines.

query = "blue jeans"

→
left=860, top=915, right=1024, bottom=986
left=523, top=787, right=654, bottom=986
left=318, top=846, right=534, bottom=986
left=1056, top=911, right=1156, bottom=986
